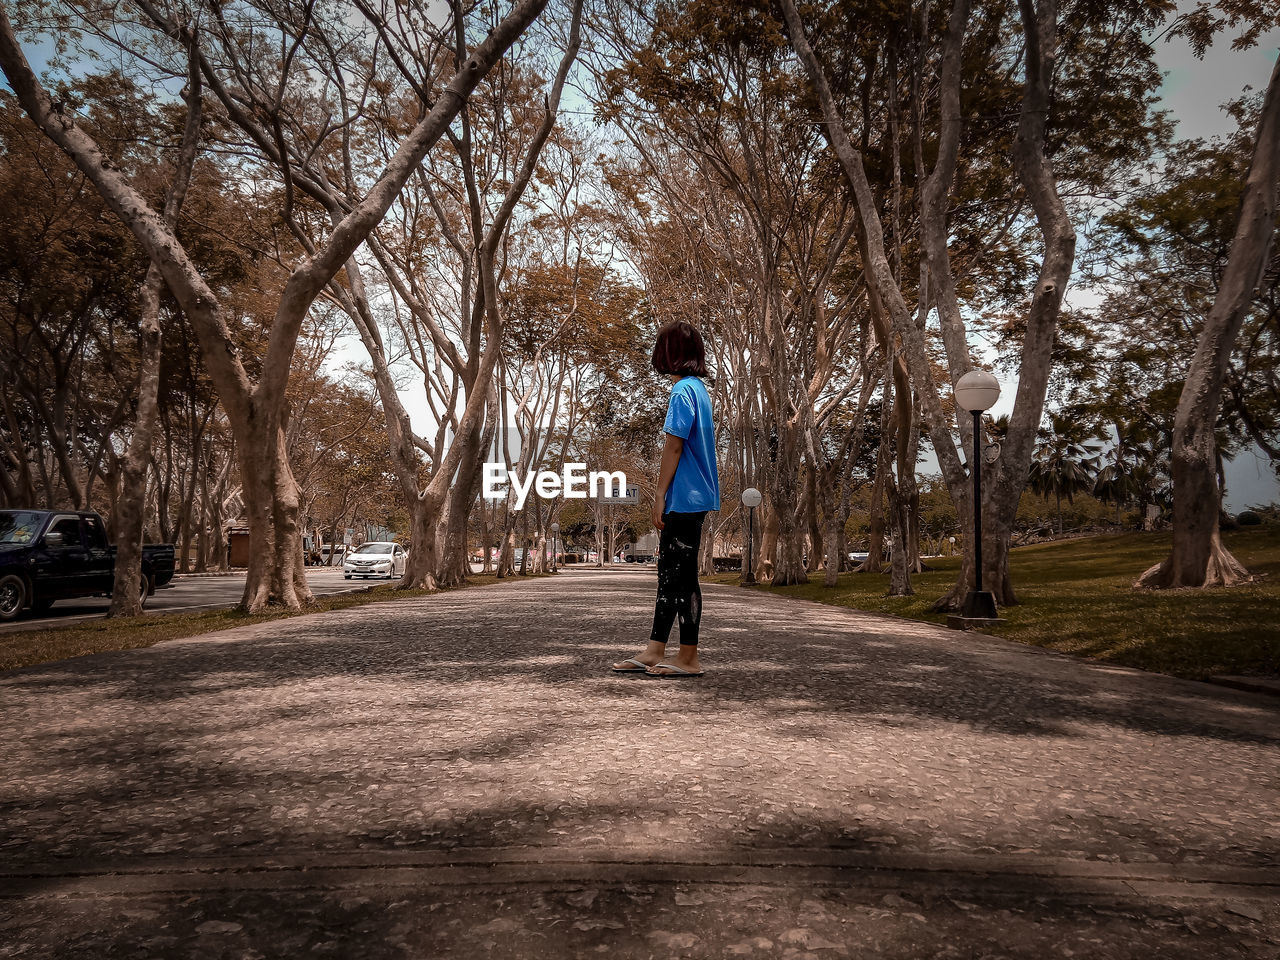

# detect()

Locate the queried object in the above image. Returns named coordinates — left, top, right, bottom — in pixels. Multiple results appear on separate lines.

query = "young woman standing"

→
left=612, top=321, right=720, bottom=678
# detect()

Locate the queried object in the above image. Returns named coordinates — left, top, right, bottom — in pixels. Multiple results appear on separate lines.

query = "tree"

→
left=0, top=0, right=550, bottom=610
left=333, top=0, right=583, bottom=590
left=780, top=0, right=1169, bottom=610
left=0, top=85, right=143, bottom=511
left=1137, top=54, right=1280, bottom=587
left=592, top=0, right=877, bottom=586
left=1026, top=412, right=1101, bottom=536
left=108, top=54, right=201, bottom=616
left=0, top=71, right=238, bottom=607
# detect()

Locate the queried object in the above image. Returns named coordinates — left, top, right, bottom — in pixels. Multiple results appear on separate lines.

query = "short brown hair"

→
left=651, top=321, right=710, bottom=378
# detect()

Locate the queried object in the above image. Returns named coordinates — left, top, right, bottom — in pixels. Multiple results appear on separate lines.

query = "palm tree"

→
left=1093, top=417, right=1143, bottom=523
left=1028, top=413, right=1102, bottom=536
left=1093, top=462, right=1135, bottom=523
left=1092, top=418, right=1171, bottom=526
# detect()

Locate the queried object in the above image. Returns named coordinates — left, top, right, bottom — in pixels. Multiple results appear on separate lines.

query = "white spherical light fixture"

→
left=741, top=487, right=763, bottom=508
left=954, top=369, right=1001, bottom=413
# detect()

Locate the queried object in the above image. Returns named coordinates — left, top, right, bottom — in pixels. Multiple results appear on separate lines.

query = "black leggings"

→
left=649, top=511, right=707, bottom=647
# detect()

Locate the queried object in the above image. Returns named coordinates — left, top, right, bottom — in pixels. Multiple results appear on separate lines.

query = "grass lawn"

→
left=0, top=573, right=537, bottom=673
left=710, top=526, right=1280, bottom=681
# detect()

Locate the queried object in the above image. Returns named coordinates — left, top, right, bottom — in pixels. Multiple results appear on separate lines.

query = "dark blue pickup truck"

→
left=0, top=510, right=176, bottom=621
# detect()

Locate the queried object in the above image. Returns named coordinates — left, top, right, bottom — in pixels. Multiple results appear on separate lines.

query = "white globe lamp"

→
left=954, top=369, right=1001, bottom=413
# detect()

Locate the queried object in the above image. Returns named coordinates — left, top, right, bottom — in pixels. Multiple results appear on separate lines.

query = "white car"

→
left=344, top=542, right=408, bottom=579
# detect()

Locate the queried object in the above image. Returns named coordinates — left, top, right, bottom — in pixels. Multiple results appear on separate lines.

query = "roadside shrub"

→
left=1237, top=511, right=1262, bottom=526
left=1243, top=503, right=1280, bottom=525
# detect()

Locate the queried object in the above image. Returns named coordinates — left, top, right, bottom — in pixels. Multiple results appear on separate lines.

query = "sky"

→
left=1157, top=17, right=1280, bottom=142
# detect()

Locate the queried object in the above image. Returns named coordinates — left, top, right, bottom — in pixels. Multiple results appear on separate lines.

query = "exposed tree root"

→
left=929, top=579, right=966, bottom=613
left=434, top=570, right=467, bottom=590
left=1135, top=536, right=1252, bottom=589
left=240, top=594, right=307, bottom=615
left=399, top=573, right=440, bottom=593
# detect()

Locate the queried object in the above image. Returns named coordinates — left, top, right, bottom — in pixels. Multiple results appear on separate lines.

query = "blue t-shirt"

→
left=662, top=376, right=720, bottom=513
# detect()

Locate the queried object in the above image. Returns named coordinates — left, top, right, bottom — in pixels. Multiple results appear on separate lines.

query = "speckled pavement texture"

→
left=2, top=567, right=1278, bottom=958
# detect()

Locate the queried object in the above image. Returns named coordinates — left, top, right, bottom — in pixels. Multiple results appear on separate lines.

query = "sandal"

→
left=645, top=662, right=704, bottom=678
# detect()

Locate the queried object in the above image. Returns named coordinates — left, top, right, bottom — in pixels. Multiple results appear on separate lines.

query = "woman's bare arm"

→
left=652, top=433, right=684, bottom=530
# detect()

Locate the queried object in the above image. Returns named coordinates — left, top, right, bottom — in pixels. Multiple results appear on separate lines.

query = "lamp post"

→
left=550, top=521, right=559, bottom=574
left=954, top=370, right=1001, bottom=620
left=741, top=487, right=762, bottom=585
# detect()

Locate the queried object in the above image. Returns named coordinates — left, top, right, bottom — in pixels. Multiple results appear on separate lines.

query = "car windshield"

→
left=353, top=542, right=394, bottom=555
left=0, top=511, right=43, bottom=544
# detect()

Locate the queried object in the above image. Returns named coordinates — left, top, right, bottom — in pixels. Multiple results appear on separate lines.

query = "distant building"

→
left=224, top=522, right=251, bottom=568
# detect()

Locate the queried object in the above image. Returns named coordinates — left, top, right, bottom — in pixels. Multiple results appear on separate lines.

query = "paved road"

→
left=3, top=563, right=577, bottom=632
left=0, top=568, right=402, bottom=634
left=1, top=568, right=1277, bottom=957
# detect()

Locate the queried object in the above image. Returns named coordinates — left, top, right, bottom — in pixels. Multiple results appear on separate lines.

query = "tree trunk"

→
left=0, top=451, right=18, bottom=507
left=966, top=0, right=1077, bottom=608
left=758, top=504, right=778, bottom=582
left=769, top=424, right=809, bottom=586
left=177, top=428, right=203, bottom=574
left=1137, top=55, right=1279, bottom=589
left=859, top=389, right=895, bottom=574
left=883, top=365, right=913, bottom=597
left=497, top=508, right=517, bottom=577
left=822, top=471, right=842, bottom=587
left=520, top=510, right=530, bottom=575
left=209, top=457, right=228, bottom=572
left=481, top=499, right=493, bottom=574
left=438, top=494, right=472, bottom=586
left=194, top=457, right=211, bottom=573
left=108, top=264, right=165, bottom=618
left=108, top=67, right=201, bottom=617
left=903, top=397, right=926, bottom=573
left=437, top=395, right=497, bottom=587
left=700, top=512, right=716, bottom=577
left=405, top=493, right=445, bottom=591
left=1, top=389, right=37, bottom=506
left=438, top=494, right=471, bottom=585
left=237, top=413, right=314, bottom=610
left=194, top=450, right=215, bottom=570
left=156, top=447, right=175, bottom=544
left=805, top=464, right=823, bottom=573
